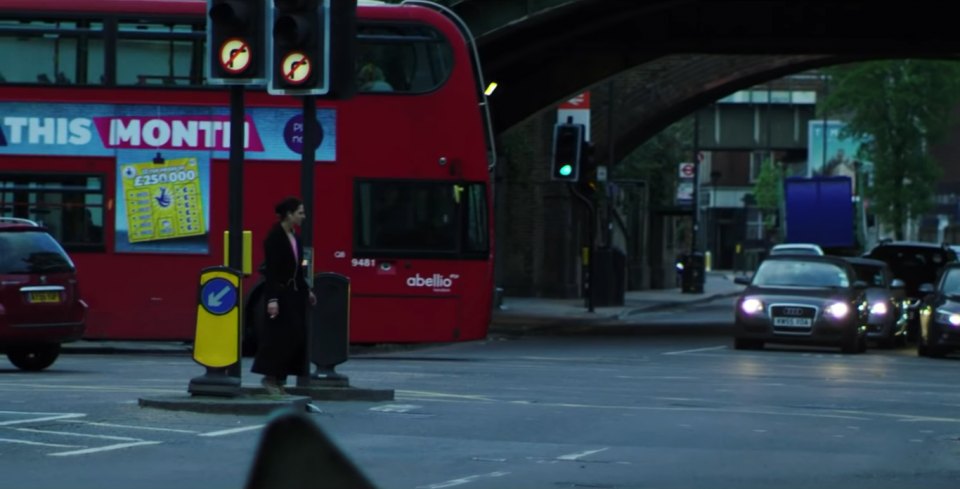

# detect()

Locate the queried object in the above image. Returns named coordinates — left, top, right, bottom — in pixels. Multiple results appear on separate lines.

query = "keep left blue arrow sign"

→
left=200, top=277, right=238, bottom=315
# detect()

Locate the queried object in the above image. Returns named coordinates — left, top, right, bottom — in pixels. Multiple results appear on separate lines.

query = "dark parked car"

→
left=842, top=257, right=909, bottom=347
left=0, top=217, right=86, bottom=370
left=863, top=240, right=958, bottom=339
left=733, top=255, right=869, bottom=354
left=916, top=263, right=960, bottom=358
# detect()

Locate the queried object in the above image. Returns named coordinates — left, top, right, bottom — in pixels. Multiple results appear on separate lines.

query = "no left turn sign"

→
left=219, top=38, right=251, bottom=74
left=280, top=52, right=311, bottom=85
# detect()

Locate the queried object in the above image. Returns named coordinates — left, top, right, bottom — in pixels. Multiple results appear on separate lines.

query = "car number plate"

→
left=773, top=317, right=811, bottom=327
left=28, top=291, right=61, bottom=303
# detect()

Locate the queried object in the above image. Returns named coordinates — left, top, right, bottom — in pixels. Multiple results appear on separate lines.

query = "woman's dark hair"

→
left=275, top=196, right=303, bottom=219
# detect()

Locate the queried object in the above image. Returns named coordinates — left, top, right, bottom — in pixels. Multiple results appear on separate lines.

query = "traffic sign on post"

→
left=207, top=0, right=267, bottom=85
left=267, top=0, right=356, bottom=98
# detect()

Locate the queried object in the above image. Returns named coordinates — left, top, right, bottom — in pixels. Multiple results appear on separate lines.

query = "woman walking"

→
left=252, top=196, right=316, bottom=395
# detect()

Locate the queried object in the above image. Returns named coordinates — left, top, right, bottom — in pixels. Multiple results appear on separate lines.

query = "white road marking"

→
left=0, top=438, right=80, bottom=448
left=401, top=390, right=960, bottom=424
left=14, top=428, right=140, bottom=441
left=662, top=346, right=727, bottom=356
left=57, top=420, right=197, bottom=434
left=398, top=390, right=494, bottom=401
left=0, top=412, right=85, bottom=426
left=557, top=448, right=608, bottom=461
left=615, top=375, right=697, bottom=380
left=49, top=441, right=162, bottom=457
left=417, top=471, right=510, bottom=489
left=370, top=404, right=421, bottom=413
left=0, top=382, right=179, bottom=394
left=198, top=425, right=265, bottom=437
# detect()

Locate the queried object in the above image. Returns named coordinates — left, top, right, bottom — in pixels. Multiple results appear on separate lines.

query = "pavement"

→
left=489, top=270, right=745, bottom=334
left=61, top=270, right=746, bottom=355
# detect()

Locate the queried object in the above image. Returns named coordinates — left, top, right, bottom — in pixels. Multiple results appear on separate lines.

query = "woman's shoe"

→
left=261, top=377, right=283, bottom=396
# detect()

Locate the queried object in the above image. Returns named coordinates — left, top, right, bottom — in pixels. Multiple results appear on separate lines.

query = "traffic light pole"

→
left=691, top=111, right=700, bottom=255
left=297, top=95, right=316, bottom=387
left=569, top=183, right=596, bottom=312
left=228, top=84, right=245, bottom=383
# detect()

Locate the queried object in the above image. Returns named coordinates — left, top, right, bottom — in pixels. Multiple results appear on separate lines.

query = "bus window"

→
left=117, top=20, right=204, bottom=87
left=0, top=174, right=105, bottom=250
left=356, top=23, right=453, bottom=94
left=355, top=180, right=487, bottom=257
left=0, top=19, right=104, bottom=85
left=462, top=183, right=488, bottom=255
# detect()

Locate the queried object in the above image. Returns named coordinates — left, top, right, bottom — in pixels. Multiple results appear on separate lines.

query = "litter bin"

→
left=593, top=247, right=625, bottom=307
left=681, top=251, right=705, bottom=294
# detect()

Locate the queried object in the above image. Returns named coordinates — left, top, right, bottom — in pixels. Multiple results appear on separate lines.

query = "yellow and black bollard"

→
left=188, top=266, right=242, bottom=397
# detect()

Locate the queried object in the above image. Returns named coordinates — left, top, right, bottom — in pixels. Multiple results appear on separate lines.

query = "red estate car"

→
left=0, top=218, right=86, bottom=371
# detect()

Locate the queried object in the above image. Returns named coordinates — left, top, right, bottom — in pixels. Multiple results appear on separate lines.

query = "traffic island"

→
left=138, top=393, right=313, bottom=415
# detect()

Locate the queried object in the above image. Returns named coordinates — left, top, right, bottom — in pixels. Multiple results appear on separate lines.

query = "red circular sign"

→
left=219, top=38, right=251, bottom=74
left=280, top=51, right=311, bottom=85
left=681, top=163, right=695, bottom=177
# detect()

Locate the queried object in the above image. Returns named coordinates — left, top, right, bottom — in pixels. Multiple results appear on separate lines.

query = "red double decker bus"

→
left=0, top=0, right=496, bottom=344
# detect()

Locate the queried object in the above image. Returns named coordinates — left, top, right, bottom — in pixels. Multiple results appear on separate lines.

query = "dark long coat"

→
left=251, top=222, right=309, bottom=379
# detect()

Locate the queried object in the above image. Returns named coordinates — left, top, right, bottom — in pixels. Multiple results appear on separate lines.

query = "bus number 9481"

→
left=351, top=258, right=376, bottom=268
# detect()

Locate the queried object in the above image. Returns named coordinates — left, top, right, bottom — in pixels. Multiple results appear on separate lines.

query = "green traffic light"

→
left=558, top=164, right=573, bottom=176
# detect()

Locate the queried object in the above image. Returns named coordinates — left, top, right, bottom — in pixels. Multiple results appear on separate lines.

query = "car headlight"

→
left=740, top=298, right=764, bottom=315
left=870, top=302, right=888, bottom=315
left=935, top=309, right=960, bottom=326
left=825, top=302, right=850, bottom=319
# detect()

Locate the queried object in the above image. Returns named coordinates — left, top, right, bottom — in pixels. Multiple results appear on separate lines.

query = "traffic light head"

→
left=207, top=0, right=266, bottom=84
left=270, top=0, right=324, bottom=94
left=268, top=0, right=356, bottom=97
left=551, top=123, right=584, bottom=181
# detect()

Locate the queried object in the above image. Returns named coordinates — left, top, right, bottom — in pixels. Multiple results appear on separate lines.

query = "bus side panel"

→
left=351, top=295, right=460, bottom=344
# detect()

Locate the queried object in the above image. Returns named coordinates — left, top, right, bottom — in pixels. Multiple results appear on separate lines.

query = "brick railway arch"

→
left=440, top=0, right=960, bottom=296
left=446, top=0, right=960, bottom=162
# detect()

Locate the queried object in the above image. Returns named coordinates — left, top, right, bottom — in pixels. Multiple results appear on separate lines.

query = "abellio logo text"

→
left=406, top=273, right=456, bottom=288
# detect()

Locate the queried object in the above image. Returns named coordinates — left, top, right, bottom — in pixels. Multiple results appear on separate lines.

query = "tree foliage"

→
left=617, top=118, right=693, bottom=207
left=819, top=60, right=960, bottom=239
left=752, top=156, right=781, bottom=231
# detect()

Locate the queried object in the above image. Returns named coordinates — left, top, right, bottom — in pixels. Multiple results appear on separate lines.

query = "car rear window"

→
left=0, top=230, right=75, bottom=274
left=869, top=247, right=949, bottom=268
left=771, top=247, right=819, bottom=256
